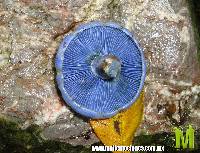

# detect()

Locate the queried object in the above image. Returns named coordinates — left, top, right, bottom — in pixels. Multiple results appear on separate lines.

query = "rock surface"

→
left=0, top=0, right=199, bottom=146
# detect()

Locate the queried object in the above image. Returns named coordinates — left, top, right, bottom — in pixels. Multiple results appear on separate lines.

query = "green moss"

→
left=0, top=117, right=110, bottom=153
left=134, top=130, right=200, bottom=153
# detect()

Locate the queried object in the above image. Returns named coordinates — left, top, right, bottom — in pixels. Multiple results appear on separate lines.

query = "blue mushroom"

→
left=55, top=22, right=146, bottom=119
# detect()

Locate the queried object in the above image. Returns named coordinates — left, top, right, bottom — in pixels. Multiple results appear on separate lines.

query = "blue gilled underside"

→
left=56, top=22, right=146, bottom=118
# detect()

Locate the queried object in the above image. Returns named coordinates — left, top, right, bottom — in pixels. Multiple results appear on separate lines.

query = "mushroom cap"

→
left=55, top=22, right=146, bottom=119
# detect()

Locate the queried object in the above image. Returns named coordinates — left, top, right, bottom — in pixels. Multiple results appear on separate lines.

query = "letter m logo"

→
left=174, top=125, right=195, bottom=149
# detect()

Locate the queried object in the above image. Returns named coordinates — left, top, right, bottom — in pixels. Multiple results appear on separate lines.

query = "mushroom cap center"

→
left=91, top=55, right=121, bottom=80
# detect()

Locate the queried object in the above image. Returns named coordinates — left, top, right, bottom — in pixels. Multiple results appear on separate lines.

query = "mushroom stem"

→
left=91, top=55, right=121, bottom=81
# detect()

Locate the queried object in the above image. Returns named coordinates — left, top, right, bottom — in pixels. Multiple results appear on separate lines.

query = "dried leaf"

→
left=90, top=92, right=144, bottom=153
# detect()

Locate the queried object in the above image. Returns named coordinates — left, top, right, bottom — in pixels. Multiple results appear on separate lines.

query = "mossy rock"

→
left=0, top=117, right=200, bottom=153
left=188, top=0, right=200, bottom=62
left=0, top=117, right=109, bottom=153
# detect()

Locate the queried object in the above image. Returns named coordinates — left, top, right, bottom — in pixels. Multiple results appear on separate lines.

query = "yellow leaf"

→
left=90, top=92, right=144, bottom=153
